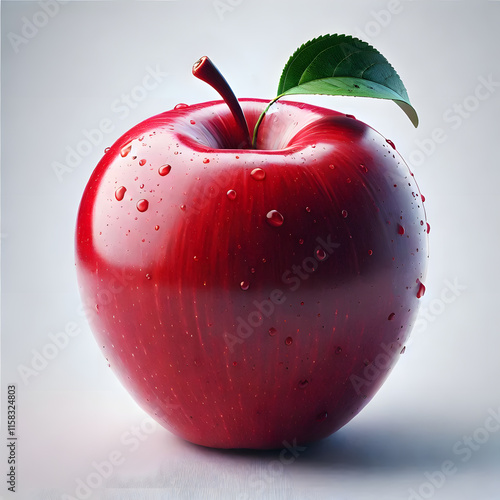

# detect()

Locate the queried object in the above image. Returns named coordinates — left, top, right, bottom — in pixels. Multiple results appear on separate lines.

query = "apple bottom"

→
left=79, top=271, right=414, bottom=449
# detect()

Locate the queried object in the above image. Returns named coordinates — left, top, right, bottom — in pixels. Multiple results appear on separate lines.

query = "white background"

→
left=1, top=1, right=500, bottom=499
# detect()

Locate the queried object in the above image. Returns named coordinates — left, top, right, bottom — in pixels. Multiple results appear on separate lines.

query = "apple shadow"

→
left=188, top=418, right=464, bottom=472
left=148, top=417, right=499, bottom=499
left=294, top=422, right=457, bottom=470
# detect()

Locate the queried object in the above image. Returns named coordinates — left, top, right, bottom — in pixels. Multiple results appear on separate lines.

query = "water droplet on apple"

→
left=421, top=194, right=426, bottom=202
left=136, top=199, right=149, bottom=212
left=388, top=312, right=396, bottom=321
left=190, top=119, right=196, bottom=125
left=345, top=114, right=356, bottom=119
left=299, top=238, right=304, bottom=245
left=335, top=346, right=342, bottom=355
left=316, top=248, right=326, bottom=261
left=203, top=158, right=210, bottom=164
left=341, top=209, right=348, bottom=218
left=359, top=164, right=368, bottom=173
left=426, top=222, right=431, bottom=234
left=174, top=103, right=188, bottom=109
left=329, top=164, right=335, bottom=170
left=104, top=147, right=111, bottom=153
left=285, top=337, right=293, bottom=346
left=158, top=164, right=171, bottom=176
left=416, top=279, right=426, bottom=298
left=115, top=186, right=127, bottom=201
left=139, top=159, right=146, bottom=166
left=250, top=168, right=265, bottom=180
left=154, top=225, right=160, bottom=231
left=386, top=139, right=396, bottom=149
left=145, top=273, right=152, bottom=280
left=316, top=411, right=328, bottom=422
left=240, top=281, right=250, bottom=291
left=268, top=327, right=277, bottom=336
left=400, top=346, right=406, bottom=354
left=266, top=210, right=284, bottom=227
left=397, top=224, right=405, bottom=235
left=226, top=189, right=237, bottom=200
left=298, top=379, right=309, bottom=389
left=120, top=142, right=132, bottom=157
left=180, top=204, right=186, bottom=211
left=368, top=249, right=373, bottom=256
left=95, top=304, right=99, bottom=313
left=305, top=206, right=311, bottom=213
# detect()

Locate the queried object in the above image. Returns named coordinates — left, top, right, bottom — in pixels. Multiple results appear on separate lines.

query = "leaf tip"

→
left=402, top=102, right=419, bottom=128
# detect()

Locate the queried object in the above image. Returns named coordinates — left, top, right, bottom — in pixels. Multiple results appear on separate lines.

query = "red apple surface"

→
left=75, top=97, right=428, bottom=449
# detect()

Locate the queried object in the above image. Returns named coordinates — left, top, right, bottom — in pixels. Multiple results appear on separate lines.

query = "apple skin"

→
left=75, top=98, right=428, bottom=449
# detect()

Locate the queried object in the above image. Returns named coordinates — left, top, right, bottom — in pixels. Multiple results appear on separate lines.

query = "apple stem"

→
left=192, top=56, right=252, bottom=149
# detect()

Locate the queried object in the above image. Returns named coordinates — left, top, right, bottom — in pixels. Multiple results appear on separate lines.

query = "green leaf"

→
left=277, top=34, right=418, bottom=127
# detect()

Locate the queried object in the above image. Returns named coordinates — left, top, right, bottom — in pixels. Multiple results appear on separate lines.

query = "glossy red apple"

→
left=76, top=39, right=428, bottom=449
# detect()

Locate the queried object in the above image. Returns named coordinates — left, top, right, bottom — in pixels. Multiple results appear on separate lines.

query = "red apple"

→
left=75, top=39, right=428, bottom=449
